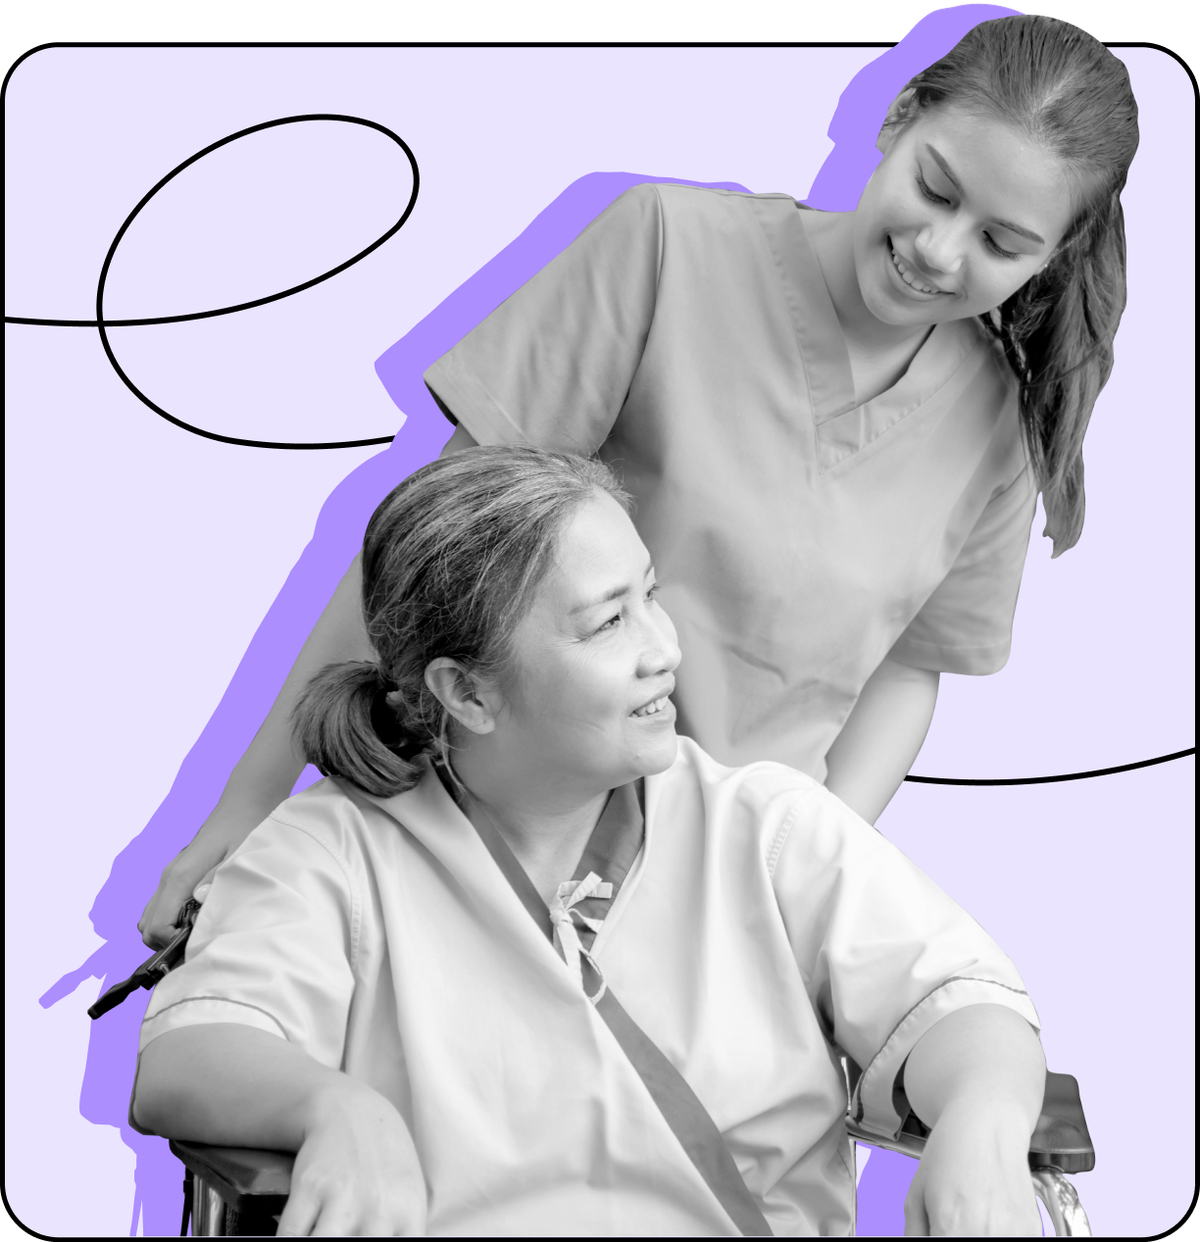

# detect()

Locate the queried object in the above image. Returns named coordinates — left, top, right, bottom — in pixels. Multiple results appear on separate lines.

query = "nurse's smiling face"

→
left=495, top=490, right=682, bottom=793
left=853, top=103, right=1077, bottom=327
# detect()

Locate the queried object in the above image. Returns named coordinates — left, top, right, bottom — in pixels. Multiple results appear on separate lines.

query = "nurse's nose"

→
left=914, top=221, right=965, bottom=276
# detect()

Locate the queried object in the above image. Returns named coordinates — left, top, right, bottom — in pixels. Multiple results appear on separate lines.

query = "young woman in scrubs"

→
left=139, top=15, right=1140, bottom=947
left=133, top=447, right=1048, bottom=1236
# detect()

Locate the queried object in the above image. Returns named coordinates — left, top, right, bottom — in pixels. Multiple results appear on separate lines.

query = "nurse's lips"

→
left=887, top=237, right=951, bottom=296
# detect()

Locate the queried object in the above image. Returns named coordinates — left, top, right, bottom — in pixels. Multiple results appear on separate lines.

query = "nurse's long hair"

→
left=293, top=446, right=630, bottom=797
left=893, top=15, right=1138, bottom=555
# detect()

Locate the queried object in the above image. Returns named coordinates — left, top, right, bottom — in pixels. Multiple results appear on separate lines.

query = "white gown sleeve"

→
left=769, top=783, right=1040, bottom=1140
left=137, top=806, right=359, bottom=1071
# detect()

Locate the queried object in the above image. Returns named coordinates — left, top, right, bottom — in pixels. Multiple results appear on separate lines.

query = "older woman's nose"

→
left=639, top=611, right=682, bottom=676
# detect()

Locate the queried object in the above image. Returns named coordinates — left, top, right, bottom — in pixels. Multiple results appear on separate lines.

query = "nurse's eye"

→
left=917, top=174, right=951, bottom=206
left=983, top=231, right=1022, bottom=261
left=645, top=582, right=661, bottom=603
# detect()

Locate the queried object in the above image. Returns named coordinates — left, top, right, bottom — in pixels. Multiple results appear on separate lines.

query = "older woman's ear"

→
left=425, top=658, right=500, bottom=735
left=877, top=87, right=917, bottom=155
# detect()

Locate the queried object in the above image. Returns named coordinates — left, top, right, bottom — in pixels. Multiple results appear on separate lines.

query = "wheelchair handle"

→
left=87, top=898, right=202, bottom=1020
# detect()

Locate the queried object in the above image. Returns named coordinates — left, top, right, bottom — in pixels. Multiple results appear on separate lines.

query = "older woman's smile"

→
left=632, top=685, right=675, bottom=718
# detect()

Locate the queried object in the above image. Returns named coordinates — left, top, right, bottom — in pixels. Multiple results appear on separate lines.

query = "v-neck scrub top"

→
left=424, top=184, right=1038, bottom=779
left=135, top=739, right=1039, bottom=1237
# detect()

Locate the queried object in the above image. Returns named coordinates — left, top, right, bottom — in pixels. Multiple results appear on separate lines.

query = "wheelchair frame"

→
left=168, top=1069, right=1094, bottom=1236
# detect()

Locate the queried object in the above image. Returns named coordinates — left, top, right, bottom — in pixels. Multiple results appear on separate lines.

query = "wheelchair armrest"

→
left=170, top=1139, right=293, bottom=1216
left=1029, top=1071, right=1094, bottom=1174
left=848, top=1069, right=1096, bottom=1174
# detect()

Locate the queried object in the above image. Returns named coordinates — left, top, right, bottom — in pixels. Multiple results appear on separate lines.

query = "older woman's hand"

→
left=903, top=1101, right=1040, bottom=1235
left=901, top=1004, right=1045, bottom=1237
left=135, top=1025, right=426, bottom=1236
left=278, top=1080, right=426, bottom=1236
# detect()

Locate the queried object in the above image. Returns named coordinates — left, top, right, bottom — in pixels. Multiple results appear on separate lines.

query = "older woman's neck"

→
left=451, top=747, right=612, bottom=905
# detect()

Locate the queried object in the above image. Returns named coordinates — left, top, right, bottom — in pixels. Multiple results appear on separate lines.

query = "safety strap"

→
left=464, top=781, right=773, bottom=1237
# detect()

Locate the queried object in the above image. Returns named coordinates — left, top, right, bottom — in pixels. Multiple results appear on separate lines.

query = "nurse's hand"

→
left=904, top=1101, right=1041, bottom=1235
left=138, top=806, right=247, bottom=947
left=277, top=1081, right=427, bottom=1236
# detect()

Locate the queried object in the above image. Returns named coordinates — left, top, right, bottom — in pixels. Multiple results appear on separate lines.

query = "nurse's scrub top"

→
left=424, top=183, right=1038, bottom=779
left=135, top=738, right=1039, bottom=1237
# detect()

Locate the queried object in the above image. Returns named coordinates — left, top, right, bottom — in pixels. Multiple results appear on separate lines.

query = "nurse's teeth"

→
left=633, top=696, right=669, bottom=717
left=890, top=245, right=942, bottom=294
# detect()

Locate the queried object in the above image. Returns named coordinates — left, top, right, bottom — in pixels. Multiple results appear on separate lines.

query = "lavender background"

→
left=5, top=13, right=1194, bottom=1236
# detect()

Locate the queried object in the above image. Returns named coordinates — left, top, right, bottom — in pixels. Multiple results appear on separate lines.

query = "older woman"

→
left=133, top=447, right=1045, bottom=1236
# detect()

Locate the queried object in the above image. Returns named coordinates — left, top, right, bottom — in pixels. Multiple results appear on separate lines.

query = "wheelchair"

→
left=167, top=1068, right=1094, bottom=1236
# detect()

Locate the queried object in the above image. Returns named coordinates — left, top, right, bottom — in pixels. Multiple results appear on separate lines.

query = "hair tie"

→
left=370, top=677, right=407, bottom=748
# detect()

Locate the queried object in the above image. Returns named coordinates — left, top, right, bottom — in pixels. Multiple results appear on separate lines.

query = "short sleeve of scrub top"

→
left=424, top=182, right=663, bottom=456
left=889, top=462, right=1038, bottom=674
left=424, top=183, right=1038, bottom=778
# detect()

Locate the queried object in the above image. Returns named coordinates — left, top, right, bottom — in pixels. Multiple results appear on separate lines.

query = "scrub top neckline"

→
left=770, top=200, right=984, bottom=470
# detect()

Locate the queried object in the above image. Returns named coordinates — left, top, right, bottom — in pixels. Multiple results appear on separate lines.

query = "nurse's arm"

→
left=901, top=1003, right=1045, bottom=1236
left=138, top=423, right=480, bottom=949
left=822, top=656, right=939, bottom=824
left=134, top=1024, right=425, bottom=1236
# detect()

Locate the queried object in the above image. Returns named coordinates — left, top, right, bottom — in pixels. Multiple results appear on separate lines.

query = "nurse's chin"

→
left=865, top=279, right=957, bottom=327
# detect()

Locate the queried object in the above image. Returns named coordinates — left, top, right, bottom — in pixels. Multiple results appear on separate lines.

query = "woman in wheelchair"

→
left=132, top=446, right=1047, bottom=1237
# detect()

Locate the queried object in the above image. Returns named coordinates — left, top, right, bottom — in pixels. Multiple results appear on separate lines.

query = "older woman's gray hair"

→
left=293, top=445, right=629, bottom=796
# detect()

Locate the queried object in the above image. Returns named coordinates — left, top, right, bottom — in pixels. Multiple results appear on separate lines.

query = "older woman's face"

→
left=499, top=491, right=682, bottom=792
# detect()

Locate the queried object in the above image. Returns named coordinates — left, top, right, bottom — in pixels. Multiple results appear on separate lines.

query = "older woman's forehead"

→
left=542, top=495, right=651, bottom=608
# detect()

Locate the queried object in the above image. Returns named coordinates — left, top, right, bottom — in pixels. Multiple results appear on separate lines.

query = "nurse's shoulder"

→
left=638, top=179, right=801, bottom=230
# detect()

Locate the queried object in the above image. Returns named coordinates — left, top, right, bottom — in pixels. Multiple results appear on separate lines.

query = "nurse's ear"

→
left=877, top=87, right=918, bottom=156
left=425, top=658, right=501, bottom=735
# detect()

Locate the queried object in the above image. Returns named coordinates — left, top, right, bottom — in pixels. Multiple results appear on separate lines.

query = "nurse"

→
left=139, top=15, right=1139, bottom=947
left=133, top=447, right=1047, bottom=1237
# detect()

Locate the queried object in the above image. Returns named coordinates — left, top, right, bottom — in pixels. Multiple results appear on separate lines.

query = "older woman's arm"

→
left=902, top=1003, right=1045, bottom=1236
left=135, top=1025, right=425, bottom=1237
left=823, top=656, right=939, bottom=824
left=138, top=424, right=480, bottom=949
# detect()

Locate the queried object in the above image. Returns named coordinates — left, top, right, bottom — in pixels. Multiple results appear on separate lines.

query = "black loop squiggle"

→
left=7, top=123, right=1193, bottom=787
left=6, top=113, right=418, bottom=449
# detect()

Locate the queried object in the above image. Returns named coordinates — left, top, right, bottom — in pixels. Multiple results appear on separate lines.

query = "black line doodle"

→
left=7, top=115, right=1191, bottom=785
left=905, top=747, right=1195, bottom=786
left=5, top=113, right=418, bottom=449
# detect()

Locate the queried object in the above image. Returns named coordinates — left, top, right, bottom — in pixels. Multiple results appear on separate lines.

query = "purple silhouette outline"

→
left=38, top=8, right=1019, bottom=1233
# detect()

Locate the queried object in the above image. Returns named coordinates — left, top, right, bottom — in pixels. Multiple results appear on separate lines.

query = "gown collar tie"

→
left=549, top=871, right=612, bottom=1003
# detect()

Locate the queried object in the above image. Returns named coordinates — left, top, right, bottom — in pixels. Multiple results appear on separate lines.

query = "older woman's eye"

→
left=595, top=613, right=622, bottom=634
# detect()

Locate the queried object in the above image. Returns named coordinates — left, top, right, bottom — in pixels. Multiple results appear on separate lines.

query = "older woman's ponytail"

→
left=292, top=446, right=629, bottom=797
left=294, top=661, right=425, bottom=797
left=901, top=14, right=1139, bottom=555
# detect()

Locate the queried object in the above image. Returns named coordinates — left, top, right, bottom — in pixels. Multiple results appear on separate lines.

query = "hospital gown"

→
left=136, top=738, right=1038, bottom=1236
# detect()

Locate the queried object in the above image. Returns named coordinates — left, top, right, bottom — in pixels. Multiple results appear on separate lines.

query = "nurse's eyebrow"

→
left=924, top=144, right=1046, bottom=245
left=571, top=561, right=656, bottom=612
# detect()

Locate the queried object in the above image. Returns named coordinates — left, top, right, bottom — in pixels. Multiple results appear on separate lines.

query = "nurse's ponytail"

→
left=896, top=15, right=1138, bottom=555
left=293, top=446, right=629, bottom=797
